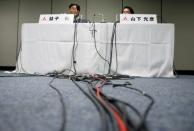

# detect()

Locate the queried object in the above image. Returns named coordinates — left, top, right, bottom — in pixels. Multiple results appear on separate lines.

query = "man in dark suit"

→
left=68, top=3, right=89, bottom=23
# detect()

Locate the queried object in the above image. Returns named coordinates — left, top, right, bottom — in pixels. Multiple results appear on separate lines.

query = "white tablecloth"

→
left=15, top=23, right=174, bottom=77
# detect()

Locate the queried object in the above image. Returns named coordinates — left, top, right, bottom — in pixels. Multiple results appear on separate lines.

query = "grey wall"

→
left=0, top=0, right=18, bottom=66
left=0, top=0, right=194, bottom=70
left=163, top=0, right=194, bottom=70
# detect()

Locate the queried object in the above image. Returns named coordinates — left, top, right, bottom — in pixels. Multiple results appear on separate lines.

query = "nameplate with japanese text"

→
left=39, top=14, right=74, bottom=24
left=120, top=14, right=157, bottom=24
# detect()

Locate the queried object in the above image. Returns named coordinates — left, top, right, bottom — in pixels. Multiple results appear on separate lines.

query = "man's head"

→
left=122, top=6, right=134, bottom=14
left=69, top=3, right=80, bottom=16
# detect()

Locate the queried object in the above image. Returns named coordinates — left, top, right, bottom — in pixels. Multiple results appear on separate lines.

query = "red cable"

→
left=96, top=84, right=127, bottom=131
left=112, top=109, right=127, bottom=131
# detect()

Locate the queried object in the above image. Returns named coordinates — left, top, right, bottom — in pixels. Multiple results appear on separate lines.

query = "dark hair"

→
left=122, top=6, right=134, bottom=14
left=69, top=3, right=80, bottom=12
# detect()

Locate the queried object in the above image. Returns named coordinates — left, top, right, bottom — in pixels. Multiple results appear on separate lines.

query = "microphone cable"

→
left=71, top=76, right=110, bottom=131
left=72, top=21, right=78, bottom=75
left=90, top=18, right=110, bottom=70
left=108, top=21, right=119, bottom=75
left=112, top=82, right=154, bottom=131
left=48, top=77, right=66, bottom=131
left=89, top=74, right=154, bottom=131
left=93, top=76, right=126, bottom=131
left=87, top=80, right=119, bottom=131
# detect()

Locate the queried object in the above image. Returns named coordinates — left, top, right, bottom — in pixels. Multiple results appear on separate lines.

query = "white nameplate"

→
left=39, top=14, right=74, bottom=24
left=120, top=14, right=157, bottom=24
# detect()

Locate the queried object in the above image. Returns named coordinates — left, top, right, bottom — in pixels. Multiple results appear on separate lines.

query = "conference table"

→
left=15, top=23, right=174, bottom=77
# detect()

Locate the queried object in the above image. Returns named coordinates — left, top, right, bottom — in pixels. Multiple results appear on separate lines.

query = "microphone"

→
left=98, top=13, right=104, bottom=23
left=80, top=14, right=83, bottom=21
left=92, top=13, right=96, bottom=23
left=115, top=14, right=118, bottom=22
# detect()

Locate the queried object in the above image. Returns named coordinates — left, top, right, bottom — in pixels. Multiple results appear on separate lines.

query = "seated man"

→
left=122, top=6, right=134, bottom=14
left=68, top=3, right=89, bottom=23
